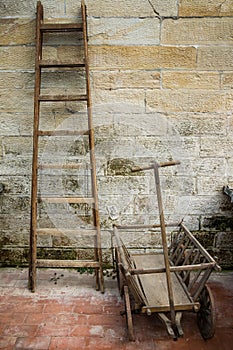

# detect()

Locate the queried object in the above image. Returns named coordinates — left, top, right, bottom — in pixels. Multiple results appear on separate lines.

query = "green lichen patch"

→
left=106, top=158, right=143, bottom=176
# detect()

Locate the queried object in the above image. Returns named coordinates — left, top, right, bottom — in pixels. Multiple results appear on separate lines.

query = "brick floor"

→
left=0, top=268, right=232, bottom=349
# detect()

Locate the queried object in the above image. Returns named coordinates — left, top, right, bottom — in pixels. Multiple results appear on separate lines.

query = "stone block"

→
left=0, top=157, right=31, bottom=176
left=0, top=46, right=34, bottom=70
left=92, top=70, right=160, bottom=90
left=85, top=0, right=154, bottom=17
left=196, top=158, right=226, bottom=177
left=222, top=73, right=233, bottom=90
left=179, top=0, right=233, bottom=17
left=162, top=71, right=220, bottom=90
left=215, top=232, right=233, bottom=248
left=0, top=175, right=30, bottom=195
left=89, top=46, right=196, bottom=70
left=0, top=72, right=34, bottom=90
left=162, top=18, right=233, bottom=45
left=2, top=136, right=32, bottom=157
left=0, top=0, right=65, bottom=18
left=92, top=89, right=145, bottom=113
left=0, top=88, right=33, bottom=113
left=149, top=0, right=178, bottom=17
left=197, top=47, right=233, bottom=70
left=88, top=18, right=160, bottom=45
left=0, top=19, right=35, bottom=45
left=146, top=90, right=228, bottom=113
left=196, top=176, right=228, bottom=196
left=168, top=113, right=227, bottom=137
left=190, top=195, right=226, bottom=215
left=200, top=136, right=233, bottom=158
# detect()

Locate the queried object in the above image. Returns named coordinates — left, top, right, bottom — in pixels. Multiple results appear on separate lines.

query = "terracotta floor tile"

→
left=0, top=336, right=17, bottom=350
left=49, top=336, right=86, bottom=350
left=0, top=269, right=232, bottom=350
left=14, top=337, right=51, bottom=350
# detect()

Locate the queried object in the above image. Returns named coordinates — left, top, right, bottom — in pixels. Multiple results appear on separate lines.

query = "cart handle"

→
left=131, top=160, right=180, bottom=173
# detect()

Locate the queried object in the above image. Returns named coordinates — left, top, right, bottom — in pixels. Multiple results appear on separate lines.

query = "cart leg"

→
left=124, top=285, right=135, bottom=341
left=197, top=285, right=216, bottom=340
left=158, top=313, right=176, bottom=338
left=175, top=312, right=183, bottom=337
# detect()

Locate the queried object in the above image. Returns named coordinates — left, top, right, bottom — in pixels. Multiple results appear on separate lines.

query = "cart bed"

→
left=133, top=253, right=196, bottom=312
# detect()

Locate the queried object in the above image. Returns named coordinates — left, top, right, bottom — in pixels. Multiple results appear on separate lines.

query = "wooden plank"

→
left=38, top=129, right=89, bottom=136
left=133, top=254, right=193, bottom=308
left=141, top=302, right=199, bottom=313
left=37, top=228, right=96, bottom=236
left=39, top=60, right=85, bottom=68
left=40, top=23, right=83, bottom=32
left=36, top=259, right=100, bottom=268
left=115, top=223, right=178, bottom=230
left=39, top=196, right=94, bottom=204
left=38, top=163, right=90, bottom=170
left=39, top=94, right=87, bottom=101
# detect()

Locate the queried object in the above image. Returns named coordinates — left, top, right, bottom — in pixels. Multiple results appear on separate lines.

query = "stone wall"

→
left=0, top=0, right=233, bottom=268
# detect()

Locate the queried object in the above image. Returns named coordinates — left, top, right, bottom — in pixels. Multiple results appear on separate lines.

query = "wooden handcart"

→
left=113, top=161, right=221, bottom=341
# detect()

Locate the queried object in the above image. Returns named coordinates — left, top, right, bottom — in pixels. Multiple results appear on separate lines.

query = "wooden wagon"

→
left=113, top=161, right=221, bottom=341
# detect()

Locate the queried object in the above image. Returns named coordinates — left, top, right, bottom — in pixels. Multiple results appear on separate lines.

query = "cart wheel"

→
left=115, top=248, right=125, bottom=296
left=197, top=285, right=216, bottom=340
left=124, top=285, right=135, bottom=341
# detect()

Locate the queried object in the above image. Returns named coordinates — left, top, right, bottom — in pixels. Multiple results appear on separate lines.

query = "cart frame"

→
left=113, top=161, right=221, bottom=340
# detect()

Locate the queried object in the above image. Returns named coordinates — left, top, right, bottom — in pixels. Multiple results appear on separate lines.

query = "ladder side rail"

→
left=29, top=1, right=43, bottom=292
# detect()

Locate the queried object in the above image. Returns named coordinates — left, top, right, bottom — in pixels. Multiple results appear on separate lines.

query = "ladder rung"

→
left=39, top=197, right=95, bottom=204
left=39, top=60, right=85, bottom=68
left=40, top=23, right=83, bottom=32
left=38, top=129, right=89, bottom=136
left=37, top=228, right=97, bottom=236
left=39, top=94, right=88, bottom=102
left=38, top=163, right=90, bottom=170
left=36, top=259, right=100, bottom=268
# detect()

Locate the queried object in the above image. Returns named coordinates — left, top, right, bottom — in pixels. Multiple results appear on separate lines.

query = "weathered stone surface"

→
left=0, top=0, right=232, bottom=267
left=92, top=70, right=161, bottom=90
left=200, top=136, right=233, bottom=158
left=2, top=136, right=33, bottom=157
left=222, top=73, right=233, bottom=90
left=89, top=46, right=197, bottom=70
left=149, top=0, right=178, bottom=17
left=0, top=72, right=34, bottom=90
left=179, top=0, right=233, bottom=17
left=197, top=47, right=233, bottom=70
left=0, top=47, right=34, bottom=70
left=197, top=176, right=228, bottom=196
left=85, top=0, right=154, bottom=17
left=0, top=89, right=33, bottom=112
left=162, top=18, right=233, bottom=45
left=0, top=0, right=65, bottom=18
left=0, top=19, right=35, bottom=45
left=92, top=89, right=145, bottom=113
left=146, top=90, right=228, bottom=113
left=168, top=113, right=227, bottom=136
left=88, top=18, right=160, bottom=45
left=162, top=71, right=220, bottom=90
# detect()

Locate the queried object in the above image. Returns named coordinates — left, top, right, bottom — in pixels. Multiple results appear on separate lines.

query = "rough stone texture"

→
left=92, top=70, right=161, bottom=90
left=0, top=0, right=233, bottom=268
left=89, top=46, right=197, bottom=70
left=88, top=18, right=160, bottom=46
left=146, top=90, right=228, bottom=113
left=162, top=18, right=233, bottom=45
left=197, top=47, right=233, bottom=70
left=179, top=0, right=233, bottom=17
left=162, top=71, right=220, bottom=90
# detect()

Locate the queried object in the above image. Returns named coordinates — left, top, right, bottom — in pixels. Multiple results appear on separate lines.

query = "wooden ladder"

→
left=28, top=0, right=104, bottom=293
